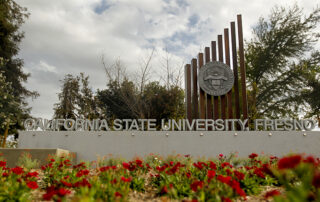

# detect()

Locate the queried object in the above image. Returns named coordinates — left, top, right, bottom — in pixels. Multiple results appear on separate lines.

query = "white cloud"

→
left=15, top=0, right=319, bottom=119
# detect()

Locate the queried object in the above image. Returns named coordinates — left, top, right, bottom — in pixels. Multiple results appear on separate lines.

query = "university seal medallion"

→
left=198, top=61, right=234, bottom=96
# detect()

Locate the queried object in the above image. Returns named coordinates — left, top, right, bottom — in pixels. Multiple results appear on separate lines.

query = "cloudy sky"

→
left=15, top=0, right=318, bottom=119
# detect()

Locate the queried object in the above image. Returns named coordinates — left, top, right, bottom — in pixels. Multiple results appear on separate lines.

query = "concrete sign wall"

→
left=18, top=131, right=320, bottom=162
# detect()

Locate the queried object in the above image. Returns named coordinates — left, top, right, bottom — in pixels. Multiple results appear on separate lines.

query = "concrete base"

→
left=18, top=131, right=320, bottom=163
left=0, top=148, right=76, bottom=168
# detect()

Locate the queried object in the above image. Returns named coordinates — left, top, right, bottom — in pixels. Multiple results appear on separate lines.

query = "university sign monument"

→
left=18, top=15, right=320, bottom=163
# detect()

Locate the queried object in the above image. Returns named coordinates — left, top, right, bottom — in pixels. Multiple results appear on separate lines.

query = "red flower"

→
left=115, top=192, right=122, bottom=197
left=76, top=169, right=89, bottom=177
left=207, top=170, right=216, bottom=180
left=136, top=159, right=143, bottom=167
left=161, top=186, right=168, bottom=194
left=226, top=169, right=232, bottom=176
left=57, top=188, right=71, bottom=197
left=219, top=153, right=224, bottom=158
left=50, top=158, right=55, bottom=162
left=264, top=190, right=281, bottom=198
left=74, top=178, right=91, bottom=188
left=2, top=172, right=8, bottom=177
left=146, top=163, right=151, bottom=170
left=26, top=171, right=39, bottom=178
left=43, top=192, right=54, bottom=200
left=217, top=175, right=232, bottom=184
left=249, top=153, right=258, bottom=159
left=234, top=170, right=245, bottom=181
left=60, top=180, right=73, bottom=187
left=221, top=162, right=232, bottom=168
left=221, top=196, right=232, bottom=202
left=27, top=181, right=38, bottom=189
left=0, top=161, right=6, bottom=167
left=121, top=176, right=132, bottom=182
left=304, top=156, right=316, bottom=165
left=193, top=162, right=203, bottom=170
left=278, top=155, right=302, bottom=169
left=11, top=167, right=24, bottom=175
left=43, top=186, right=56, bottom=200
left=270, top=156, right=278, bottom=160
left=235, top=185, right=246, bottom=198
left=190, top=180, right=204, bottom=192
left=111, top=178, right=117, bottom=184
left=254, top=168, right=265, bottom=179
left=76, top=170, right=83, bottom=178
left=312, top=173, right=320, bottom=188
left=73, top=162, right=86, bottom=169
left=185, top=172, right=191, bottom=178
left=209, top=161, right=217, bottom=170
left=82, top=169, right=89, bottom=175
left=100, top=166, right=111, bottom=172
left=156, top=165, right=167, bottom=172
left=122, top=162, right=136, bottom=171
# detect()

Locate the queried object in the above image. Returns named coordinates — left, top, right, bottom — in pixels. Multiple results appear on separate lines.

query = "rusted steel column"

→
left=204, top=47, right=213, bottom=120
left=198, top=53, right=205, bottom=119
left=218, top=35, right=226, bottom=120
left=191, top=58, right=198, bottom=119
left=231, top=22, right=240, bottom=119
left=224, top=28, right=233, bottom=119
left=184, top=64, right=192, bottom=123
left=211, top=41, right=219, bottom=120
left=237, top=14, right=248, bottom=120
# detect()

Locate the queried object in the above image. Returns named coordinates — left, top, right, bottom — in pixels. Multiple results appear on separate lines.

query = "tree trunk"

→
left=1, top=121, right=10, bottom=148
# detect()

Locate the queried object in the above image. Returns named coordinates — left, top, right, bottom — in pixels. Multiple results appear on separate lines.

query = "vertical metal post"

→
left=211, top=41, right=219, bottom=120
left=237, top=14, right=248, bottom=120
left=192, top=58, right=199, bottom=119
left=204, top=47, right=212, bottom=120
left=218, top=35, right=226, bottom=120
left=185, top=64, right=192, bottom=122
left=224, top=28, right=233, bottom=119
left=198, top=53, right=205, bottom=119
left=231, top=22, right=240, bottom=119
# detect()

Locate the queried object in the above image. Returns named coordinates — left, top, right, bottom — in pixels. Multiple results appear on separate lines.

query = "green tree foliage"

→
left=245, top=5, right=320, bottom=120
left=97, top=79, right=139, bottom=119
left=97, top=81, right=185, bottom=127
left=0, top=0, right=37, bottom=101
left=78, top=73, right=99, bottom=120
left=297, top=52, right=320, bottom=125
left=54, top=74, right=80, bottom=119
left=54, top=73, right=97, bottom=120
left=0, top=68, right=20, bottom=146
left=142, top=82, right=185, bottom=121
left=0, top=0, right=37, bottom=146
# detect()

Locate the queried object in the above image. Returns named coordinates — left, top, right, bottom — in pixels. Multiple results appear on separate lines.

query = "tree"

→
left=0, top=61, right=21, bottom=146
left=54, top=74, right=80, bottom=119
left=54, top=73, right=98, bottom=121
left=0, top=0, right=38, bottom=144
left=245, top=5, right=320, bottom=120
left=78, top=73, right=99, bottom=120
left=97, top=79, right=140, bottom=120
left=0, top=0, right=38, bottom=102
left=296, top=51, right=320, bottom=125
left=142, top=82, right=185, bottom=126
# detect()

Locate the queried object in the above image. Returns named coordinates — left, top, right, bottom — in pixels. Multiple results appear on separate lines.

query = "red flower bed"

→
left=0, top=152, right=320, bottom=201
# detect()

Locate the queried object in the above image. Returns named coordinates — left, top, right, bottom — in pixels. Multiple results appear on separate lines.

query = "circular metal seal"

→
left=198, top=61, right=234, bottom=96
